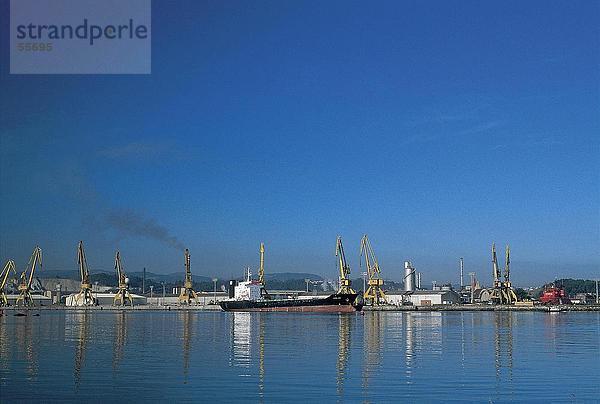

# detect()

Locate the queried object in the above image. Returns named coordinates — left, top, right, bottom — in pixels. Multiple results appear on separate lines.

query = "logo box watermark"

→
left=10, top=0, right=151, bottom=74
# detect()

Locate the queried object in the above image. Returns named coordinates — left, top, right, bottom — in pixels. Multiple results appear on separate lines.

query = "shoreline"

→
left=2, top=304, right=600, bottom=312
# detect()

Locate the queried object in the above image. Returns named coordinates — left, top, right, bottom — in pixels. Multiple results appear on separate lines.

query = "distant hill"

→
left=40, top=269, right=111, bottom=280
left=265, top=272, right=323, bottom=281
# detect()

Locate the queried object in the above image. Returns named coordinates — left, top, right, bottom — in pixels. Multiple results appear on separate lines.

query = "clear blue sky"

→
left=1, top=0, right=598, bottom=286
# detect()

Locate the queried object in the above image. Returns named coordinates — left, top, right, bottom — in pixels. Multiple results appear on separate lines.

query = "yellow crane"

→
left=75, top=241, right=96, bottom=306
left=259, top=242, right=265, bottom=286
left=1, top=260, right=16, bottom=306
left=336, top=236, right=355, bottom=294
left=15, top=246, right=42, bottom=307
left=359, top=235, right=387, bottom=305
left=178, top=248, right=198, bottom=305
left=503, top=245, right=517, bottom=304
left=258, top=242, right=270, bottom=298
left=113, top=251, right=133, bottom=307
left=488, top=243, right=517, bottom=304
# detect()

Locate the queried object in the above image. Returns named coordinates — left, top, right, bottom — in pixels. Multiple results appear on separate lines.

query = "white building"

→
left=386, top=290, right=461, bottom=306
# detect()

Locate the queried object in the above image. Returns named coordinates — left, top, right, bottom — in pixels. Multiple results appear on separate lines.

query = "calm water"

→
left=1, top=310, right=599, bottom=403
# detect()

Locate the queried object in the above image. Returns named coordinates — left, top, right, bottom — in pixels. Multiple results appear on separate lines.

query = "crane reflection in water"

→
left=71, top=310, right=90, bottom=387
left=112, top=311, right=127, bottom=373
left=0, top=313, right=9, bottom=374
left=181, top=310, right=194, bottom=383
left=336, top=313, right=352, bottom=397
left=493, top=311, right=514, bottom=401
left=362, top=311, right=383, bottom=393
left=11, top=314, right=39, bottom=379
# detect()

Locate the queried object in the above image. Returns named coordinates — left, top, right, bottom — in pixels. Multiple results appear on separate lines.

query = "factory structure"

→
left=384, top=261, right=461, bottom=306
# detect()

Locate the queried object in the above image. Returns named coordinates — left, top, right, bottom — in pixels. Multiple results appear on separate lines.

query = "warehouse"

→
left=386, top=290, right=461, bottom=306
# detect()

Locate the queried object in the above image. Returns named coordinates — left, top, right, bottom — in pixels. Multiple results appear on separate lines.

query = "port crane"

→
left=75, top=241, right=96, bottom=306
left=1, top=260, right=16, bottom=306
left=15, top=246, right=42, bottom=307
left=178, top=248, right=198, bottom=305
left=336, top=236, right=355, bottom=294
left=359, top=235, right=387, bottom=305
left=488, top=243, right=517, bottom=305
left=258, top=242, right=270, bottom=298
left=113, top=251, right=133, bottom=306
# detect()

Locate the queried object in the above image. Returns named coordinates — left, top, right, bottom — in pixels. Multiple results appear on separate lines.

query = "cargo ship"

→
left=219, top=238, right=363, bottom=313
left=219, top=270, right=363, bottom=312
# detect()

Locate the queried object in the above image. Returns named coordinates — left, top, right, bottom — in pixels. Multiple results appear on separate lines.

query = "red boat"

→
left=540, top=285, right=571, bottom=305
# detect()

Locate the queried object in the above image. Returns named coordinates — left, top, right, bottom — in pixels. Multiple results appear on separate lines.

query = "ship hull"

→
left=219, top=293, right=363, bottom=313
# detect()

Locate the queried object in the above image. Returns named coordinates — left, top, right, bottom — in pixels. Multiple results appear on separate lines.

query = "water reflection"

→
left=182, top=311, right=193, bottom=383
left=0, top=313, right=10, bottom=374
left=14, top=314, right=38, bottom=379
left=493, top=312, right=514, bottom=401
left=229, top=313, right=265, bottom=398
left=337, top=314, right=351, bottom=397
left=112, top=311, right=127, bottom=372
left=362, top=312, right=383, bottom=391
left=494, top=312, right=514, bottom=377
left=405, top=312, right=415, bottom=380
left=258, top=314, right=265, bottom=398
left=73, top=311, right=90, bottom=386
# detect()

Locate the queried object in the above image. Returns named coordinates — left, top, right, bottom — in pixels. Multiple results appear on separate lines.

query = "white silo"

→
left=404, top=261, right=416, bottom=293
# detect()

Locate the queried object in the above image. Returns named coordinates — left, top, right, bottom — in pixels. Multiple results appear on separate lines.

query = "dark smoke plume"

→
left=106, top=209, right=185, bottom=251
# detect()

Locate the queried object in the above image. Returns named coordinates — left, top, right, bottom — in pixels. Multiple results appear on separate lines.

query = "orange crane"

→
left=1, top=260, right=16, bottom=306
left=359, top=235, right=387, bottom=305
left=113, top=251, right=133, bottom=306
left=15, top=246, right=42, bottom=307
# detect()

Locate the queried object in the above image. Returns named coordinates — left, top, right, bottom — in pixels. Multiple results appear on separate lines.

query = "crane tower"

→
left=336, top=236, right=355, bottom=294
left=113, top=251, right=133, bottom=306
left=359, top=235, right=387, bottom=305
left=1, top=260, right=16, bottom=306
left=487, top=243, right=517, bottom=305
left=75, top=241, right=96, bottom=306
left=178, top=249, right=198, bottom=305
left=15, top=246, right=42, bottom=307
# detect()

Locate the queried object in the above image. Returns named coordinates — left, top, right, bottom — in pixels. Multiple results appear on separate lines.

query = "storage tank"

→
left=404, top=261, right=416, bottom=293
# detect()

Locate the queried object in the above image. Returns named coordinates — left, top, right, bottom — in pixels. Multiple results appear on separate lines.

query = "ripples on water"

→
left=1, top=310, right=599, bottom=402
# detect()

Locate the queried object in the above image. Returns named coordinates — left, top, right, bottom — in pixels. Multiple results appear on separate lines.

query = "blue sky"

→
left=1, top=0, right=598, bottom=286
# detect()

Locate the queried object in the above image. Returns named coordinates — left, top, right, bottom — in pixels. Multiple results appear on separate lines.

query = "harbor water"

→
left=1, top=310, right=599, bottom=402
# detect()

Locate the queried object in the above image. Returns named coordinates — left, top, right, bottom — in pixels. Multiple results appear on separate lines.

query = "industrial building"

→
left=382, top=261, right=461, bottom=306
left=65, top=292, right=147, bottom=306
left=386, top=290, right=461, bottom=306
